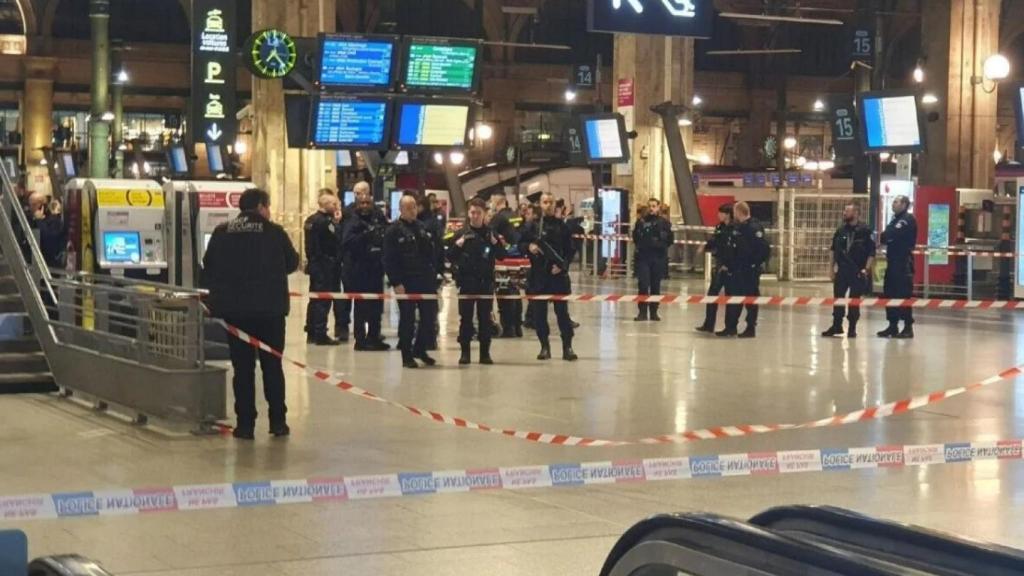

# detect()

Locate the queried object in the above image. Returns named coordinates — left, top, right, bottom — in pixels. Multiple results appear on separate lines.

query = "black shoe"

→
left=877, top=325, right=899, bottom=338
left=634, top=309, right=648, bottom=322
left=537, top=346, right=551, bottom=360
left=650, top=312, right=661, bottom=322
left=459, top=344, right=471, bottom=365
left=562, top=347, right=578, bottom=361
left=232, top=427, right=254, bottom=440
left=415, top=353, right=437, bottom=366
left=514, top=325, right=523, bottom=337
left=269, top=423, right=290, bottom=437
left=696, top=324, right=714, bottom=333
left=402, top=357, right=419, bottom=369
left=309, top=336, right=340, bottom=346
left=500, top=327, right=516, bottom=339
left=848, top=326, right=858, bottom=338
left=334, top=330, right=349, bottom=343
left=715, top=328, right=738, bottom=337
left=738, top=328, right=756, bottom=339
left=363, top=341, right=390, bottom=351
left=821, top=326, right=844, bottom=337
left=479, top=353, right=494, bottom=365
left=571, top=321, right=581, bottom=329
left=896, top=326, right=914, bottom=339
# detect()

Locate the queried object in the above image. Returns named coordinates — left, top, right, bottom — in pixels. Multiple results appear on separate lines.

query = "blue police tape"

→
left=2, top=439, right=1020, bottom=521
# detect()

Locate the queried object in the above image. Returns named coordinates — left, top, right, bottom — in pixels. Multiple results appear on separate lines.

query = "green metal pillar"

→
left=111, top=44, right=124, bottom=178
left=88, top=0, right=111, bottom=178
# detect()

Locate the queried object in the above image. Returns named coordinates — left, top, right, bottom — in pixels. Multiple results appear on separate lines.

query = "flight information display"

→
left=859, top=93, right=924, bottom=152
left=395, top=102, right=470, bottom=147
left=312, top=98, right=390, bottom=148
left=404, top=41, right=478, bottom=91
left=581, top=114, right=630, bottom=163
left=318, top=35, right=395, bottom=88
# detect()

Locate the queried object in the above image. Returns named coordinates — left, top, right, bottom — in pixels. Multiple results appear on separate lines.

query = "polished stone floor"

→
left=3, top=274, right=1024, bottom=575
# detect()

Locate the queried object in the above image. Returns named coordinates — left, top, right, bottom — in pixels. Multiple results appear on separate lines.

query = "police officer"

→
left=878, top=195, right=918, bottom=339
left=448, top=198, right=506, bottom=365
left=719, top=201, right=769, bottom=338
left=203, top=188, right=299, bottom=439
left=696, top=203, right=734, bottom=333
left=341, top=189, right=390, bottom=351
left=384, top=193, right=444, bottom=368
left=520, top=192, right=577, bottom=361
left=489, top=191, right=523, bottom=338
left=822, top=204, right=876, bottom=338
left=632, top=202, right=674, bottom=321
left=303, top=193, right=344, bottom=346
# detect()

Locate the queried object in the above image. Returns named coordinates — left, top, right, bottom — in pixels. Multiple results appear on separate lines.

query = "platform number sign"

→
left=851, top=28, right=873, bottom=62
left=573, top=64, right=595, bottom=90
left=568, top=126, right=585, bottom=164
left=828, top=95, right=862, bottom=158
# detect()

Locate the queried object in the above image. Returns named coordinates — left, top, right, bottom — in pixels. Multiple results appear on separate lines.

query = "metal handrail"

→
left=0, top=162, right=57, bottom=308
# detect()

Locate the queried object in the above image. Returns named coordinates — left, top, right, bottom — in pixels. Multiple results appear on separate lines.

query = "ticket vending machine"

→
left=64, top=179, right=169, bottom=280
left=164, top=180, right=252, bottom=289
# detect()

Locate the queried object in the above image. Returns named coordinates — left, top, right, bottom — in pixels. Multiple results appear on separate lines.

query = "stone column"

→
left=252, top=0, right=336, bottom=242
left=612, top=34, right=694, bottom=216
left=919, top=0, right=1000, bottom=189
left=22, top=57, right=56, bottom=196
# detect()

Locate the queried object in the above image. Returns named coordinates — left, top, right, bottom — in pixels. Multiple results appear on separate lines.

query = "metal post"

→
left=88, top=0, right=111, bottom=178
left=650, top=103, right=702, bottom=227
left=923, top=258, right=930, bottom=298
left=704, top=250, right=712, bottom=292
left=967, top=253, right=974, bottom=301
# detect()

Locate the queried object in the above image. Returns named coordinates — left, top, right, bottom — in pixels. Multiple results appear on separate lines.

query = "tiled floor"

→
left=3, top=275, right=1024, bottom=575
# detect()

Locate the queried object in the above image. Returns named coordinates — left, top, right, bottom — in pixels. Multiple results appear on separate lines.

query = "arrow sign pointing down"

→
left=206, top=123, right=223, bottom=142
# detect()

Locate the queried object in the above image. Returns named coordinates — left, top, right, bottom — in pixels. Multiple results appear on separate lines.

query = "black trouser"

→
left=306, top=262, right=340, bottom=338
left=884, top=259, right=914, bottom=327
left=532, top=300, right=574, bottom=343
left=724, top=266, right=760, bottom=331
left=701, top=268, right=727, bottom=328
left=224, top=315, right=287, bottom=428
left=397, top=282, right=438, bottom=355
left=458, top=297, right=494, bottom=345
left=333, top=283, right=351, bottom=334
left=832, top=269, right=869, bottom=327
left=350, top=274, right=384, bottom=344
left=636, top=256, right=666, bottom=315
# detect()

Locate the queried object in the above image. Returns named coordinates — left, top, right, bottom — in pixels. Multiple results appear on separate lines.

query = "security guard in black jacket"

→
left=720, top=201, right=769, bottom=338
left=489, top=191, right=524, bottom=338
left=448, top=198, right=506, bottom=365
left=878, top=195, right=918, bottom=339
left=632, top=203, right=675, bottom=321
left=384, top=194, right=444, bottom=368
left=697, top=203, right=734, bottom=333
left=303, top=194, right=344, bottom=345
left=203, top=188, right=299, bottom=439
left=341, top=193, right=390, bottom=351
left=519, top=192, right=578, bottom=361
left=822, top=204, right=876, bottom=338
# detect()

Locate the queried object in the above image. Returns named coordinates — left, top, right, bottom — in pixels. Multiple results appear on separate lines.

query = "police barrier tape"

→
left=3, top=439, right=1021, bottom=521
left=572, top=233, right=1017, bottom=259
left=215, top=317, right=1024, bottom=447
left=293, top=291, right=1024, bottom=310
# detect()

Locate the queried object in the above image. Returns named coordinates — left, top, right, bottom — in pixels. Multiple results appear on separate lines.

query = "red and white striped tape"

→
left=213, top=318, right=1024, bottom=447
left=294, top=291, right=1024, bottom=310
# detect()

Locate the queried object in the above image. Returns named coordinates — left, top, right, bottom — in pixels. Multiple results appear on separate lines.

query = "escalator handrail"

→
left=599, top=513, right=922, bottom=576
left=750, top=506, right=1024, bottom=573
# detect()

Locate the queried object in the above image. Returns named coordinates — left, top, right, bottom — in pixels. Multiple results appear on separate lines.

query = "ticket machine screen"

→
left=103, top=231, right=142, bottom=264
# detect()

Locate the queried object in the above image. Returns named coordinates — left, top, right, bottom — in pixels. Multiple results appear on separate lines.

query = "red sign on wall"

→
left=617, top=79, right=635, bottom=108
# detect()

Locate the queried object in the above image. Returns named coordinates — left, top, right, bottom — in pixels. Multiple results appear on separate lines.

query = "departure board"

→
left=404, top=42, right=478, bottom=91
left=312, top=99, right=389, bottom=148
left=580, top=114, right=630, bottom=164
left=396, top=102, right=470, bottom=147
left=318, top=35, right=395, bottom=88
left=857, top=91, right=925, bottom=153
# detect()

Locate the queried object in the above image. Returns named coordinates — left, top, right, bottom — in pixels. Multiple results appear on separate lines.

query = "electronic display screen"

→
left=858, top=92, right=925, bottom=153
left=168, top=146, right=189, bottom=175
left=207, top=145, right=225, bottom=174
left=61, top=153, right=76, bottom=178
left=343, top=191, right=355, bottom=207
left=317, top=34, right=396, bottom=89
left=404, top=39, right=479, bottom=92
left=337, top=150, right=353, bottom=167
left=588, top=0, right=714, bottom=38
left=389, top=191, right=402, bottom=221
left=581, top=114, right=630, bottom=164
left=311, top=98, right=390, bottom=148
left=395, top=102, right=470, bottom=148
left=1015, top=85, right=1024, bottom=150
left=103, top=231, right=142, bottom=264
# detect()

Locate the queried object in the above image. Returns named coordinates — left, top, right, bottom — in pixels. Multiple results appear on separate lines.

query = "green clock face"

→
left=246, top=29, right=297, bottom=79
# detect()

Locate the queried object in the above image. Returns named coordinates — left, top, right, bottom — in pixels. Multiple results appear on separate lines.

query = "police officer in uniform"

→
left=632, top=202, right=675, bottom=321
left=878, top=195, right=918, bottom=339
left=341, top=191, right=390, bottom=351
left=696, top=203, right=734, bottom=332
left=384, top=194, right=443, bottom=368
left=520, top=192, right=578, bottom=361
left=203, top=188, right=299, bottom=439
left=719, top=201, right=769, bottom=338
left=822, top=204, right=876, bottom=338
left=303, top=193, right=344, bottom=345
left=489, top=191, right=523, bottom=337
left=448, top=198, right=506, bottom=365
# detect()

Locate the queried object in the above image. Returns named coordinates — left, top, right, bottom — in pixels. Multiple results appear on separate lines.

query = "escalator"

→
left=750, top=506, right=1024, bottom=576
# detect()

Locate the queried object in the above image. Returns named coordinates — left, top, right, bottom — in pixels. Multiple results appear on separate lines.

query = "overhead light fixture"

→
left=39, top=158, right=47, bottom=166
left=537, top=132, right=552, bottom=141
left=922, top=93, right=939, bottom=105
left=116, top=69, right=129, bottom=83
left=783, top=136, right=797, bottom=150
left=695, top=153, right=712, bottom=165
left=691, top=94, right=703, bottom=107
left=879, top=152, right=892, bottom=162
left=983, top=54, right=1011, bottom=82
left=100, top=111, right=115, bottom=122
left=564, top=88, right=577, bottom=102
left=476, top=123, right=494, bottom=141
left=433, top=152, right=444, bottom=165
left=795, top=156, right=807, bottom=167
left=912, top=65, right=924, bottom=84
left=804, top=161, right=819, bottom=171
left=812, top=99, right=825, bottom=112
left=449, top=151, right=466, bottom=166
left=678, top=117, right=693, bottom=127
left=719, top=12, right=844, bottom=26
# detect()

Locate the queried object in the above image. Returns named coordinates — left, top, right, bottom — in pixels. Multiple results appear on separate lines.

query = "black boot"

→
left=738, top=327, right=756, bottom=339
left=877, top=324, right=899, bottom=338
left=537, top=339, right=551, bottom=360
left=514, top=325, right=523, bottom=337
left=500, top=326, right=516, bottom=339
left=402, top=351, right=418, bottom=369
left=308, top=335, right=341, bottom=346
left=896, top=325, right=914, bottom=339
left=269, top=422, right=290, bottom=437
left=634, top=305, right=648, bottom=322
left=562, top=339, right=578, bottom=362
left=479, top=341, right=494, bottom=365
left=649, top=307, right=661, bottom=322
left=696, top=323, right=715, bottom=333
left=847, top=322, right=858, bottom=338
left=821, top=324, right=844, bottom=337
left=716, top=327, right=738, bottom=337
left=415, top=352, right=437, bottom=366
left=459, top=342, right=471, bottom=365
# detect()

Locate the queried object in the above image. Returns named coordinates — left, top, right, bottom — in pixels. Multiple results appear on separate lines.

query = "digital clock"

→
left=245, top=29, right=297, bottom=79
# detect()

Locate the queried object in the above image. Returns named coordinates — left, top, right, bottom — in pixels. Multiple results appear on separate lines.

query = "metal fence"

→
left=787, top=193, right=871, bottom=281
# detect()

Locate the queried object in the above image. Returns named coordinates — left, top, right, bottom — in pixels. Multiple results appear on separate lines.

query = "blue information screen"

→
left=103, top=231, right=142, bottom=264
left=313, top=100, right=388, bottom=148
left=170, top=147, right=188, bottom=174
left=584, top=118, right=625, bottom=160
left=862, top=95, right=921, bottom=150
left=319, top=38, right=394, bottom=87
left=207, top=145, right=224, bottom=173
left=396, top=103, right=469, bottom=147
